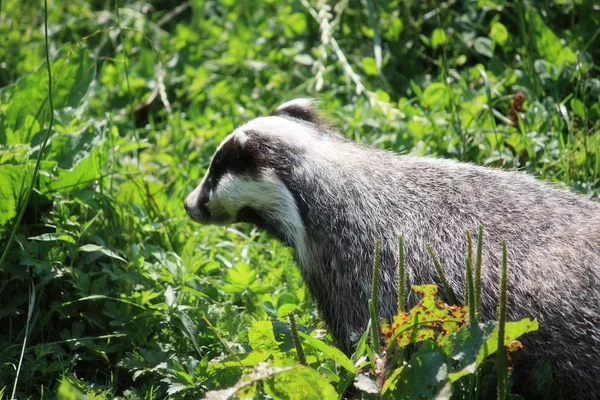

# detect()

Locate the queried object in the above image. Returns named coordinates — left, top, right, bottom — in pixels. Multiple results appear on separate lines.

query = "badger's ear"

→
left=270, top=98, right=320, bottom=124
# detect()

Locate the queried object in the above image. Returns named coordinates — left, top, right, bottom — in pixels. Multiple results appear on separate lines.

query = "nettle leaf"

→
left=221, top=261, right=268, bottom=294
left=298, top=332, right=358, bottom=373
left=248, top=320, right=280, bottom=352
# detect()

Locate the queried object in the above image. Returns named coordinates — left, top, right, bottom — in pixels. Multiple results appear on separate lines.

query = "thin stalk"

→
left=426, top=244, right=458, bottom=305
left=497, top=241, right=509, bottom=400
left=475, top=225, right=483, bottom=317
left=11, top=280, right=34, bottom=399
left=465, top=229, right=477, bottom=324
left=370, top=240, right=381, bottom=349
left=397, top=235, right=406, bottom=313
left=288, top=312, right=307, bottom=365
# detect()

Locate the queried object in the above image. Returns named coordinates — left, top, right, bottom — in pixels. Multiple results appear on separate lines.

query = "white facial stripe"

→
left=239, top=116, right=320, bottom=149
left=209, top=171, right=308, bottom=264
left=215, top=130, right=248, bottom=154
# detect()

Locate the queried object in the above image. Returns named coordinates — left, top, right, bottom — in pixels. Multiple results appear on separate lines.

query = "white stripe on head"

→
left=209, top=170, right=309, bottom=268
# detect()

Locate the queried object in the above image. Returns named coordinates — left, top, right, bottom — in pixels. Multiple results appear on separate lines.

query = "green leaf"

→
left=78, top=244, right=126, bottom=262
left=28, top=233, right=76, bottom=244
left=0, top=164, right=32, bottom=227
left=263, top=365, right=338, bottom=400
left=175, top=310, right=204, bottom=357
left=570, top=98, right=586, bottom=118
left=298, top=332, right=358, bottom=373
left=362, top=57, right=379, bottom=76
left=431, top=28, right=448, bottom=50
left=249, top=321, right=280, bottom=352
left=205, top=364, right=337, bottom=400
left=387, top=341, right=452, bottom=399
left=474, top=37, right=493, bottom=58
left=281, top=13, right=307, bottom=38
left=490, top=21, right=508, bottom=46
left=384, top=16, right=403, bottom=41
left=421, top=83, right=451, bottom=109
left=221, top=261, right=260, bottom=294
left=1, top=47, right=95, bottom=134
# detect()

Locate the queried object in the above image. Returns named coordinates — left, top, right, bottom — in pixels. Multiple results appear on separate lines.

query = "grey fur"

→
left=185, top=100, right=600, bottom=398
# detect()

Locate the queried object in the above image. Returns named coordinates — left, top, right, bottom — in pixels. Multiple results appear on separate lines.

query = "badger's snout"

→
left=184, top=182, right=212, bottom=223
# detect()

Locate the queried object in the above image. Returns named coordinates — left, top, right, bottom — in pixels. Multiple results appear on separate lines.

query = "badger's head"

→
left=183, top=99, right=332, bottom=248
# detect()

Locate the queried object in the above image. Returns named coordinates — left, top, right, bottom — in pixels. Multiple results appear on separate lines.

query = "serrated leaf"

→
left=249, top=321, right=280, bottom=352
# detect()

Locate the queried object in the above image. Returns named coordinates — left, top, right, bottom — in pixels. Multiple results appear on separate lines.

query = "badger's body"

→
left=185, top=99, right=600, bottom=398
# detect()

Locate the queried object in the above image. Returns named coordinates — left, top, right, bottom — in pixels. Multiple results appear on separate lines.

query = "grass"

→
left=0, top=0, right=599, bottom=398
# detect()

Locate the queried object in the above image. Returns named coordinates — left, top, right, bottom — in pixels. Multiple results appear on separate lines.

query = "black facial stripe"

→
left=208, top=133, right=260, bottom=189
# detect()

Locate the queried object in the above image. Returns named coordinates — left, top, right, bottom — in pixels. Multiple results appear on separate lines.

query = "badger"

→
left=184, top=99, right=600, bottom=398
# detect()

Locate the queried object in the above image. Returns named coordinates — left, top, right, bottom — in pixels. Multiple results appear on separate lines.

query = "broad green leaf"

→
left=249, top=320, right=280, bottom=352
left=0, top=164, right=32, bottom=227
left=448, top=319, right=538, bottom=381
left=0, top=47, right=95, bottom=134
left=205, top=364, right=336, bottom=400
left=298, top=331, right=358, bottom=373
left=421, top=83, right=451, bottom=109
left=571, top=98, right=586, bottom=118
left=263, top=365, right=337, bottom=400
left=387, top=341, right=452, bottom=399
left=529, top=10, right=576, bottom=66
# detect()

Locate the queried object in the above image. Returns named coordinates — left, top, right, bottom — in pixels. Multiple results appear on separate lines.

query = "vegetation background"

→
left=0, top=0, right=598, bottom=398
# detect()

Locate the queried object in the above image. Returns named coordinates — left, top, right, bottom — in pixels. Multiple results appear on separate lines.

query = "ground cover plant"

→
left=0, top=0, right=599, bottom=398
